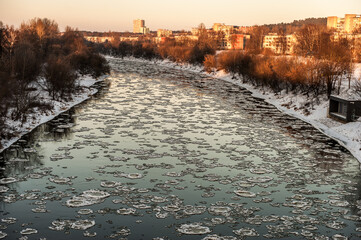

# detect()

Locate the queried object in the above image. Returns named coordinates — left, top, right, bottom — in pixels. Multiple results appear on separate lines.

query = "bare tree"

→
left=276, top=28, right=288, bottom=54
left=294, top=24, right=325, bottom=56
left=246, top=25, right=268, bottom=53
left=13, top=40, right=40, bottom=84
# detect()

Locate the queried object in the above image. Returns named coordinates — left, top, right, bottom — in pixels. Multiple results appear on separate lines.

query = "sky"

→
left=0, top=0, right=360, bottom=32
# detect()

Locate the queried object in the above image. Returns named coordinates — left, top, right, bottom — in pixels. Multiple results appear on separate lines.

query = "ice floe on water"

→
left=116, top=208, right=136, bottom=215
left=83, top=231, right=97, bottom=237
left=0, top=232, right=7, bottom=239
left=100, top=180, right=120, bottom=188
left=125, top=173, right=143, bottom=179
left=233, top=227, right=259, bottom=237
left=329, top=200, right=350, bottom=207
left=78, top=208, right=94, bottom=215
left=246, top=176, right=273, bottom=183
left=71, top=219, right=95, bottom=230
left=208, top=206, right=232, bottom=216
left=49, top=220, right=68, bottom=231
left=31, top=206, right=49, bottom=213
left=66, top=189, right=109, bottom=207
left=151, top=196, right=167, bottom=203
left=183, top=205, right=206, bottom=215
left=49, top=176, right=72, bottom=184
left=203, top=235, right=237, bottom=240
left=20, top=228, right=38, bottom=235
left=177, top=223, right=212, bottom=235
left=234, top=190, right=257, bottom=198
left=155, top=212, right=168, bottom=219
left=81, top=189, right=110, bottom=199
left=66, top=197, right=95, bottom=208
left=1, top=217, right=17, bottom=224
left=49, top=219, right=95, bottom=231
left=0, top=186, right=9, bottom=193
left=0, top=177, right=18, bottom=184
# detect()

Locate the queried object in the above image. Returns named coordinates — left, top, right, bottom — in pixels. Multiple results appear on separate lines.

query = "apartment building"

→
left=327, top=14, right=361, bottom=33
left=133, top=19, right=150, bottom=34
left=263, top=33, right=296, bottom=54
left=217, top=34, right=250, bottom=50
left=212, top=23, right=236, bottom=34
left=84, top=36, right=113, bottom=43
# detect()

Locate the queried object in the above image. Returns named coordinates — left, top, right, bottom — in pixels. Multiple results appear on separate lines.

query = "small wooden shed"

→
left=329, top=95, right=361, bottom=122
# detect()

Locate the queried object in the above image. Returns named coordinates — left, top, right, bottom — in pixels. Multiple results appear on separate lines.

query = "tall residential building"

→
left=345, top=14, right=360, bottom=33
left=133, top=19, right=146, bottom=34
left=327, top=14, right=361, bottom=33
left=327, top=16, right=339, bottom=29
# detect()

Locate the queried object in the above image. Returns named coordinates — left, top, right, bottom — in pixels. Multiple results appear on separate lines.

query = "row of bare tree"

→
left=205, top=50, right=353, bottom=98
left=0, top=18, right=109, bottom=146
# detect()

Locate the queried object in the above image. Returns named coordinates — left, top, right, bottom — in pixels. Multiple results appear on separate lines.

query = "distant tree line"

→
left=263, top=17, right=327, bottom=34
left=0, top=18, right=109, bottom=146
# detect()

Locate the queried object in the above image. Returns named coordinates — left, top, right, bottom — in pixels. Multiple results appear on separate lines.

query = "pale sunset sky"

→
left=0, top=0, right=360, bottom=31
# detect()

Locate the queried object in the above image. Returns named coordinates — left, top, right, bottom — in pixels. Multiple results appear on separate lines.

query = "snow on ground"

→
left=110, top=56, right=361, bottom=165
left=0, top=74, right=108, bottom=153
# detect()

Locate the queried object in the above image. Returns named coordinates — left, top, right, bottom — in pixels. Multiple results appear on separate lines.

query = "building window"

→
left=338, top=102, right=347, bottom=116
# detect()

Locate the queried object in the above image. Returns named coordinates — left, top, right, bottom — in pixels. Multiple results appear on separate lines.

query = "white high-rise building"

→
left=133, top=19, right=149, bottom=34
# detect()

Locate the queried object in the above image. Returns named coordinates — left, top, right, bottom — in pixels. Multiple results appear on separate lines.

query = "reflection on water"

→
left=0, top=58, right=361, bottom=239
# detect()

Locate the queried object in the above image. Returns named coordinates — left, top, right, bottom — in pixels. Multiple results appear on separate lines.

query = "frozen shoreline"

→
left=0, top=75, right=107, bottom=154
left=108, top=56, right=361, bottom=165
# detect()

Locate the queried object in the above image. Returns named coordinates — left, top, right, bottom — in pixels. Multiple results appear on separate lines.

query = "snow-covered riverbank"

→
left=0, top=74, right=108, bottom=153
left=108, top=56, right=361, bottom=165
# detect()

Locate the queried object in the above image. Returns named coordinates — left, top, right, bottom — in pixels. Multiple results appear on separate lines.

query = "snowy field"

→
left=108, top=56, right=361, bottom=165
left=0, top=74, right=107, bottom=153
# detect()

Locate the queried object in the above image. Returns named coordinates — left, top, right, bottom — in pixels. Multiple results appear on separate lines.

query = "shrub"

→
left=44, top=56, right=77, bottom=100
left=217, top=51, right=251, bottom=78
left=203, top=54, right=216, bottom=73
left=166, top=45, right=192, bottom=63
left=189, top=44, right=215, bottom=64
left=68, top=50, right=109, bottom=77
left=118, top=42, right=132, bottom=58
left=141, top=43, right=158, bottom=60
left=89, top=52, right=110, bottom=77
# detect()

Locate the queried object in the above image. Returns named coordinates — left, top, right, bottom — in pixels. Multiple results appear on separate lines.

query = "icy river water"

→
left=1, top=58, right=361, bottom=240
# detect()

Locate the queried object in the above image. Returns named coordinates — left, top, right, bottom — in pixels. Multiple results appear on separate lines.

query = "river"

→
left=0, top=58, right=361, bottom=239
